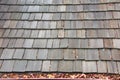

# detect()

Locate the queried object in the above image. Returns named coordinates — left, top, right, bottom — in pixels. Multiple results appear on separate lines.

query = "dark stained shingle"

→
left=99, top=49, right=112, bottom=60
left=111, top=49, right=120, bottom=60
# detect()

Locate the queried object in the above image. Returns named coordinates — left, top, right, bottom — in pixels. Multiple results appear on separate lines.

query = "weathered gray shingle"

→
left=58, top=61, right=73, bottom=72
left=13, top=60, right=27, bottom=72
left=0, top=60, right=14, bottom=72
left=26, top=61, right=42, bottom=71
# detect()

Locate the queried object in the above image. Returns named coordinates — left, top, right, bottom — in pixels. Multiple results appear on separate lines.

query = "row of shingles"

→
left=1, top=38, right=120, bottom=49
left=0, top=4, right=120, bottom=12
left=0, top=59, right=120, bottom=73
left=0, top=0, right=120, bottom=5
left=0, top=1, right=119, bottom=21
left=1, top=20, right=120, bottom=29
left=2, top=29, right=120, bottom=38
left=0, top=12, right=120, bottom=20
left=0, top=23, right=119, bottom=48
left=0, top=48, right=120, bottom=61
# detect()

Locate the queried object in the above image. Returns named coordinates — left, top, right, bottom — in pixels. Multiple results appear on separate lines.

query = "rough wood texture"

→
left=0, top=0, right=120, bottom=74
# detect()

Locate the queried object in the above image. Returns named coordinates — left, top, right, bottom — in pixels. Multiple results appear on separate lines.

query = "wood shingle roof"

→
left=0, top=0, right=120, bottom=74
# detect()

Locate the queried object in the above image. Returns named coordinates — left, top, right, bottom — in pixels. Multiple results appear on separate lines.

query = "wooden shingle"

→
left=33, top=39, right=47, bottom=48
left=42, top=61, right=50, bottom=72
left=99, top=49, right=112, bottom=60
left=69, top=39, right=80, bottom=48
left=83, top=61, right=97, bottom=73
left=13, top=49, right=24, bottom=59
left=15, top=30, right=24, bottom=37
left=111, top=49, right=120, bottom=60
left=73, top=61, right=82, bottom=72
left=15, top=39, right=24, bottom=48
left=60, top=39, right=68, bottom=48
left=37, top=49, right=48, bottom=59
left=85, top=49, right=99, bottom=60
left=0, top=39, right=3, bottom=47
left=48, top=49, right=63, bottom=59
left=89, top=39, right=103, bottom=48
left=113, top=39, right=120, bottom=48
left=117, top=62, right=120, bottom=74
left=13, top=60, right=27, bottom=72
left=76, top=49, right=85, bottom=60
left=58, top=61, right=73, bottom=72
left=30, top=30, right=39, bottom=38
left=52, top=39, right=60, bottom=48
left=47, top=39, right=53, bottom=48
left=50, top=61, right=58, bottom=72
left=0, top=60, right=14, bottom=72
left=23, top=49, right=37, bottom=59
left=104, top=39, right=113, bottom=48
left=107, top=61, right=118, bottom=74
left=97, top=61, right=107, bottom=73
left=8, top=39, right=16, bottom=48
left=64, top=49, right=76, bottom=60
left=1, top=39, right=9, bottom=48
left=26, top=61, right=42, bottom=71
left=23, top=39, right=34, bottom=48
left=38, top=30, right=46, bottom=38
left=1, top=49, right=15, bottom=59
